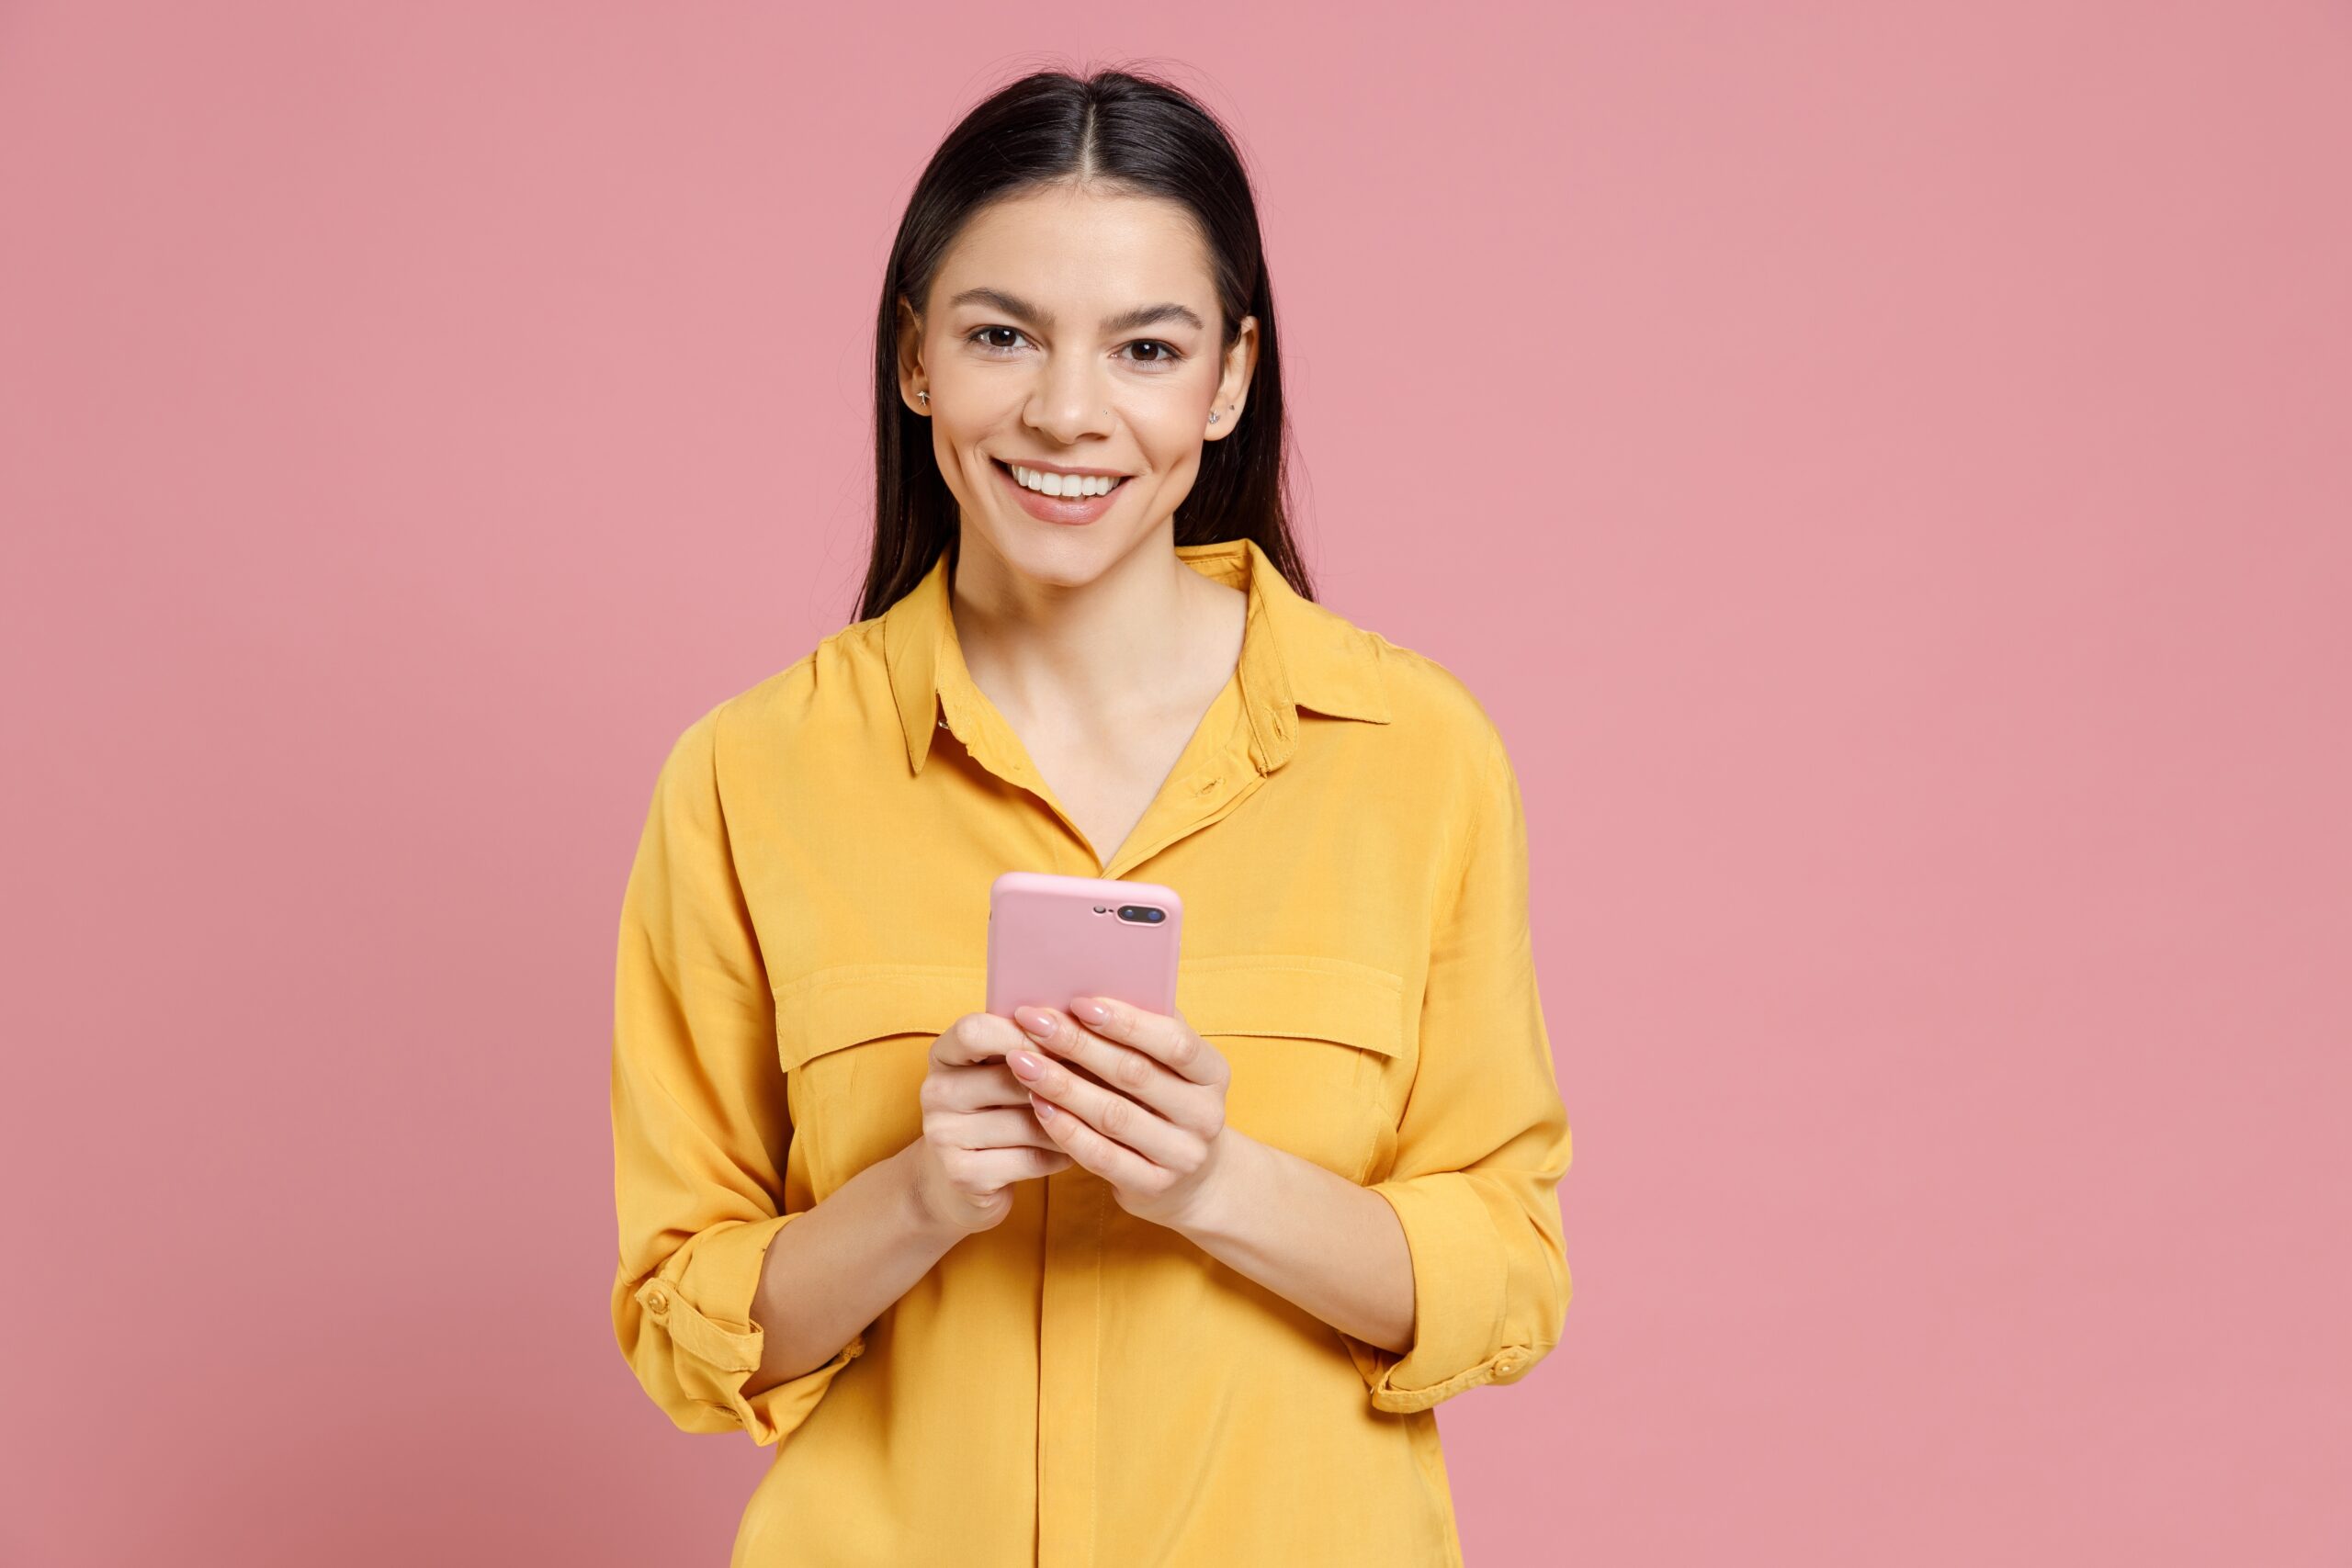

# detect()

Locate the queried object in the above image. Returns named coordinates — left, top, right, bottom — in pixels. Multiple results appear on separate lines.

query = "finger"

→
left=947, top=1143, right=1073, bottom=1194
left=934, top=1058, right=1054, bottom=1111
left=1011, top=1043, right=1200, bottom=1170
left=932, top=1104, right=1063, bottom=1152
left=1029, top=1089, right=1185, bottom=1197
left=1065, top=996, right=1225, bottom=1088
left=1012, top=1004, right=1203, bottom=1124
left=933, top=1011, right=1035, bottom=1070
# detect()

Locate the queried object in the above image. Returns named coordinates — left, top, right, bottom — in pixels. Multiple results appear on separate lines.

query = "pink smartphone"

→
left=985, top=872, right=1184, bottom=1044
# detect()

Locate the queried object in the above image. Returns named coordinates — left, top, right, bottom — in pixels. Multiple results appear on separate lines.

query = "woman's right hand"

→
left=906, top=1010, right=1076, bottom=1235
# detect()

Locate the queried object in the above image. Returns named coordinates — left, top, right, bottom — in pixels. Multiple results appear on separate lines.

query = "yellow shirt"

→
left=610, top=536, right=1572, bottom=1567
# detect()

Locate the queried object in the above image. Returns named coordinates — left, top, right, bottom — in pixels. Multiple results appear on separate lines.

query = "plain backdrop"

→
left=3, top=3, right=2347, bottom=1564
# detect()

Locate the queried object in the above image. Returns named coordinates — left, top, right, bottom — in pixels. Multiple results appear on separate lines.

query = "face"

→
left=897, top=184, right=1258, bottom=582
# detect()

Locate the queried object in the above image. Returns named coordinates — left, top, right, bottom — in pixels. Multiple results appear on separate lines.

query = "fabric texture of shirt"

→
left=610, top=536, right=1573, bottom=1567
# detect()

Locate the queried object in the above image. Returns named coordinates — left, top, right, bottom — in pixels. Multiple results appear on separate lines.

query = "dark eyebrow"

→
left=946, top=287, right=1204, bottom=336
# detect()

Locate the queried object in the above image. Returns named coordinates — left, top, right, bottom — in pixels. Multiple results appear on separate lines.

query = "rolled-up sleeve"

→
left=1348, top=723, right=1573, bottom=1414
left=609, top=705, right=865, bottom=1447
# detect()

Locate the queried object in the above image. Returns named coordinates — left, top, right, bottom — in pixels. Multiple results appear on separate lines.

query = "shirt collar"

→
left=884, top=536, right=1390, bottom=777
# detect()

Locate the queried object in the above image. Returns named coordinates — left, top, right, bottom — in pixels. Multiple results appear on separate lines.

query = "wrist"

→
left=1170, top=1127, right=1272, bottom=1245
left=895, top=1143, right=962, bottom=1246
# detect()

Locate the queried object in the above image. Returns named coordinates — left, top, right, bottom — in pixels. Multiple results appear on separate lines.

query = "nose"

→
left=1023, top=350, right=1115, bottom=446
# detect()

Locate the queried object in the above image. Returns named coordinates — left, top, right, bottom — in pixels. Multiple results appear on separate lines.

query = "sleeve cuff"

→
left=631, top=1213, right=867, bottom=1446
left=1347, top=1172, right=1535, bottom=1414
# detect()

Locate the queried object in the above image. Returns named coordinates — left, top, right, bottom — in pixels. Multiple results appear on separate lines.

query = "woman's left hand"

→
left=1006, top=996, right=1236, bottom=1231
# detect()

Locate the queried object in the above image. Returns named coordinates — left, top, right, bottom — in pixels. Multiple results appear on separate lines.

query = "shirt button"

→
left=644, top=1287, right=668, bottom=1312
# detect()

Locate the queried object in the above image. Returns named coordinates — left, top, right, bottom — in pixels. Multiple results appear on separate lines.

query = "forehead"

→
left=931, top=187, right=1216, bottom=316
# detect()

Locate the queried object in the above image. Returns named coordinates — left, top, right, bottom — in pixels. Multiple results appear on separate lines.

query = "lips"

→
left=991, top=457, right=1129, bottom=494
left=990, top=457, right=1131, bottom=525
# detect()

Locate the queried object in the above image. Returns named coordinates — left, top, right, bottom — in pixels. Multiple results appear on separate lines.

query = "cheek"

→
left=1130, top=400, right=1211, bottom=460
left=921, top=427, right=994, bottom=516
left=1124, top=431, right=1207, bottom=510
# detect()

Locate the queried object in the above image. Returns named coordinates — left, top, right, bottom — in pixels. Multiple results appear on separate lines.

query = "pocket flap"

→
left=774, top=964, right=985, bottom=1074
left=1177, top=955, right=1405, bottom=1059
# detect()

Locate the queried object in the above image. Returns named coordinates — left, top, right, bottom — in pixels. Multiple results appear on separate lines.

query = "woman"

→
left=610, top=65, right=1571, bottom=1568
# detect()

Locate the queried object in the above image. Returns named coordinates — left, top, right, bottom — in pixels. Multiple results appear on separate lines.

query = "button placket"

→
left=1035, top=1168, right=1105, bottom=1566
left=1096, top=680, right=1262, bottom=877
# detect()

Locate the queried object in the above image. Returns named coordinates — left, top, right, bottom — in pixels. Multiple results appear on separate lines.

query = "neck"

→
left=948, top=533, right=1238, bottom=725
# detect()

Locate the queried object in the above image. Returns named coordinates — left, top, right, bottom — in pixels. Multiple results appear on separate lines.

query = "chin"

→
left=979, top=521, right=1148, bottom=584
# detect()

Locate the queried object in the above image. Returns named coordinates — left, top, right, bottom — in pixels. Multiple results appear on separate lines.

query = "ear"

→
left=1204, top=314, right=1260, bottom=441
left=895, top=296, right=929, bottom=416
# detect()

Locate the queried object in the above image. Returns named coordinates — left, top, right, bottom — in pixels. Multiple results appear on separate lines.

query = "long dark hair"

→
left=855, top=65, right=1314, bottom=623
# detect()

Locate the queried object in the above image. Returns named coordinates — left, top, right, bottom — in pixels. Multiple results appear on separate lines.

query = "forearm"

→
left=1174, top=1132, right=1417, bottom=1355
left=743, top=1144, right=963, bottom=1394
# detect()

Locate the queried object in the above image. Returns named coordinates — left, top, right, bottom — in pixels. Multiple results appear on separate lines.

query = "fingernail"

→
left=1010, top=1049, right=1044, bottom=1077
left=1031, top=1093, right=1056, bottom=1121
left=1069, top=998, right=1110, bottom=1025
left=1016, top=1006, right=1054, bottom=1038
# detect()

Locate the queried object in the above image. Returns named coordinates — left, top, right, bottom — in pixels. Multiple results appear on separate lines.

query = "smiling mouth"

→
left=991, top=457, right=1132, bottom=500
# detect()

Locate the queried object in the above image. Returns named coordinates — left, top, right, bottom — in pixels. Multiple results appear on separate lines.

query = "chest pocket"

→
left=774, top=964, right=982, bottom=1199
left=773, top=956, right=1406, bottom=1197
left=1177, top=955, right=1405, bottom=1183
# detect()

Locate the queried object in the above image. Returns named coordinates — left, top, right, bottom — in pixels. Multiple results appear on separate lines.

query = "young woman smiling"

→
left=610, top=64, right=1571, bottom=1568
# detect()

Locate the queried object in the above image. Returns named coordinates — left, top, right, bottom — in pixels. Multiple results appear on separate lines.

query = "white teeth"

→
left=1011, top=464, right=1120, bottom=499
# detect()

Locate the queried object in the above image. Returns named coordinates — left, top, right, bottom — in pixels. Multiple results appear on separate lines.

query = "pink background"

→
left=4, top=3, right=2347, bottom=1563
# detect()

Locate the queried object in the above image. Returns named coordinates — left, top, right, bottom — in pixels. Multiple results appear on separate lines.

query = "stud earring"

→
left=916, top=390, right=929, bottom=406
left=1208, top=410, right=1220, bottom=424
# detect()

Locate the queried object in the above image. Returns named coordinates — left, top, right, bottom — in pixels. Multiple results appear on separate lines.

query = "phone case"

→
left=986, top=871, right=1184, bottom=1034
